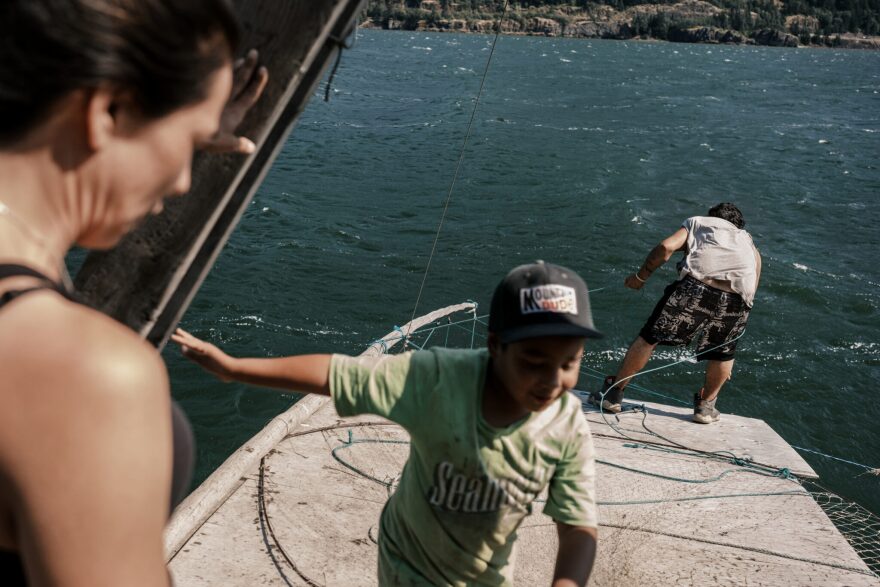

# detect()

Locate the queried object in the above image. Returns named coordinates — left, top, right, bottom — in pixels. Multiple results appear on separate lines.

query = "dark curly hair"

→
left=708, top=202, right=745, bottom=229
left=0, top=0, right=240, bottom=145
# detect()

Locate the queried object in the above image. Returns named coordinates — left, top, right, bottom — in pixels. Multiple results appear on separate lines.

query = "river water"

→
left=164, top=31, right=880, bottom=515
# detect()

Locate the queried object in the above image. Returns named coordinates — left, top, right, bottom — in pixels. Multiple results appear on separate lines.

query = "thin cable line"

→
left=405, top=0, right=511, bottom=339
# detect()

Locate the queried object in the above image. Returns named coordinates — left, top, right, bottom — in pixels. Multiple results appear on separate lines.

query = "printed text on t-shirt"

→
left=427, top=461, right=549, bottom=513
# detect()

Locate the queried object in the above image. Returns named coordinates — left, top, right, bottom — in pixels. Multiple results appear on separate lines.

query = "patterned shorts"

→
left=639, top=275, right=750, bottom=361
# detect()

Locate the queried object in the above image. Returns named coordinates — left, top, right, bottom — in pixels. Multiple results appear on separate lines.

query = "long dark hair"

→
left=0, top=0, right=240, bottom=145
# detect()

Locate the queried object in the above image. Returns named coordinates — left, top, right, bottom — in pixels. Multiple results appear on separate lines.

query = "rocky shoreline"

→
left=361, top=1, right=880, bottom=50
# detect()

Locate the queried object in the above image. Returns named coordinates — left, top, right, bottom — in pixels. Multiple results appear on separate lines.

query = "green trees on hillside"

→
left=365, top=0, right=880, bottom=36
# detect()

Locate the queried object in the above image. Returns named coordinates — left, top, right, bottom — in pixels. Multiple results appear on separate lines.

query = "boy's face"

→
left=488, top=335, right=585, bottom=413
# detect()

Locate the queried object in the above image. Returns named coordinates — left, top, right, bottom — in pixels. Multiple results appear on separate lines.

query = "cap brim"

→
left=500, top=322, right=603, bottom=344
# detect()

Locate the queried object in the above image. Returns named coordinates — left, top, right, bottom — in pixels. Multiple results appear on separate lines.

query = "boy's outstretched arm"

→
left=171, top=328, right=331, bottom=395
left=552, top=522, right=598, bottom=587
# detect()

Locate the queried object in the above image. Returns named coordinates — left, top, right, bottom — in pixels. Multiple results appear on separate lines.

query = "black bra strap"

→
left=0, top=264, right=52, bottom=281
left=0, top=263, right=76, bottom=308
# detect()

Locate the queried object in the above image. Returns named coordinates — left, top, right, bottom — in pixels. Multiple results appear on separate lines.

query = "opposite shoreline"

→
left=360, top=2, right=880, bottom=51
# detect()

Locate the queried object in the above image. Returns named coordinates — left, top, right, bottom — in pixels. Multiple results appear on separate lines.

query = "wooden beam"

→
left=74, top=0, right=367, bottom=348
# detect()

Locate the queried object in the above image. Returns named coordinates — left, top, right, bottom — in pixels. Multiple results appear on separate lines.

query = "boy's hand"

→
left=198, top=48, right=269, bottom=154
left=171, top=328, right=235, bottom=382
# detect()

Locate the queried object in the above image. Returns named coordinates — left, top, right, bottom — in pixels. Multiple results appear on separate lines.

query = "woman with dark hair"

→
left=0, top=1, right=267, bottom=584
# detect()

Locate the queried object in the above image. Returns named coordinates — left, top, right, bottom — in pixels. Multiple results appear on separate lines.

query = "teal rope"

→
left=333, top=433, right=794, bottom=495
left=576, top=393, right=795, bottom=481
left=595, top=403, right=796, bottom=480
left=331, top=430, right=409, bottom=487
left=313, top=429, right=862, bottom=520
left=576, top=329, right=797, bottom=481
left=329, top=435, right=873, bottom=577
left=532, top=489, right=808, bottom=507
left=792, top=445, right=879, bottom=474
left=598, top=490, right=808, bottom=506
left=580, top=348, right=871, bottom=483
left=597, top=457, right=792, bottom=484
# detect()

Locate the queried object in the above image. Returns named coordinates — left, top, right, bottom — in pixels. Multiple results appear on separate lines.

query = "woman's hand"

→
left=171, top=328, right=235, bottom=381
left=198, top=48, right=269, bottom=154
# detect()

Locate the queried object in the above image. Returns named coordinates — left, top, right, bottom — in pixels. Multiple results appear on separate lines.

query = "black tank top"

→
left=0, top=264, right=194, bottom=584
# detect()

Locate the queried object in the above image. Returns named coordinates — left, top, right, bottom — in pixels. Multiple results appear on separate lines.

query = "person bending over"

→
left=590, top=203, right=761, bottom=424
left=174, top=261, right=601, bottom=587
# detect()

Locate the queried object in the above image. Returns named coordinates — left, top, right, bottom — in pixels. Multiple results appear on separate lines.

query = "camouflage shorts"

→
left=639, top=275, right=750, bottom=361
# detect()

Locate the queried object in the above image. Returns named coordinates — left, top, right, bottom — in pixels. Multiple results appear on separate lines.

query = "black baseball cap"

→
left=489, top=261, right=602, bottom=343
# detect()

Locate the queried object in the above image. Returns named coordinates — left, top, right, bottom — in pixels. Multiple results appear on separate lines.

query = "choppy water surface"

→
left=166, top=31, right=880, bottom=514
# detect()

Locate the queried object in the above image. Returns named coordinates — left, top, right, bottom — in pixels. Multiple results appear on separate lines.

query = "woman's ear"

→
left=84, top=87, right=118, bottom=151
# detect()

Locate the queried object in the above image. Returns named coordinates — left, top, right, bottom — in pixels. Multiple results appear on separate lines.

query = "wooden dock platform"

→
left=167, top=393, right=878, bottom=586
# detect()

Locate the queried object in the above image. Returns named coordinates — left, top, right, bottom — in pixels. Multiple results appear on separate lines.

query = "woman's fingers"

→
left=231, top=49, right=259, bottom=99
left=197, top=49, right=268, bottom=154
left=199, top=134, right=255, bottom=154
left=235, top=63, right=269, bottom=112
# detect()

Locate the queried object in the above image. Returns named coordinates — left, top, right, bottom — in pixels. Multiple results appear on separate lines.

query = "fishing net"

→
left=802, top=480, right=880, bottom=577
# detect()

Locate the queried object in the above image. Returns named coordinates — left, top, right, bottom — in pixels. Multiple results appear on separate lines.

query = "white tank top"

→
left=677, top=216, right=758, bottom=307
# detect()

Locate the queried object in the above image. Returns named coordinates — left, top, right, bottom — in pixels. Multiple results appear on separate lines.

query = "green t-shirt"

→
left=330, top=348, right=598, bottom=586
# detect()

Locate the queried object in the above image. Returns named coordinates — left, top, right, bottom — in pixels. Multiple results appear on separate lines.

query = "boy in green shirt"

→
left=173, top=261, right=601, bottom=586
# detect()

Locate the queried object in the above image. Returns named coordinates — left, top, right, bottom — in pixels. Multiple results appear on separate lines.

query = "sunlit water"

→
left=163, top=31, right=880, bottom=514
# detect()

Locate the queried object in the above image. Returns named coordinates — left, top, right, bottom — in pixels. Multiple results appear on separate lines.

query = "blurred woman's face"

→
left=77, top=62, right=233, bottom=249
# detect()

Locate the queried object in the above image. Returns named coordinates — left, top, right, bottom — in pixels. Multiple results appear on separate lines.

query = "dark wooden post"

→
left=74, top=0, right=367, bottom=348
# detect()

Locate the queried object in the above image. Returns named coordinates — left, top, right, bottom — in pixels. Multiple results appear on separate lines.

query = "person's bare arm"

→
left=625, top=226, right=688, bottom=290
left=171, top=328, right=331, bottom=395
left=1, top=299, right=172, bottom=586
left=552, top=523, right=598, bottom=587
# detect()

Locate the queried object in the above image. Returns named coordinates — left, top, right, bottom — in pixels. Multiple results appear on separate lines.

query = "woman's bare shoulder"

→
left=1, top=291, right=167, bottom=394
left=0, top=291, right=170, bottom=446
left=0, top=293, right=173, bottom=584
